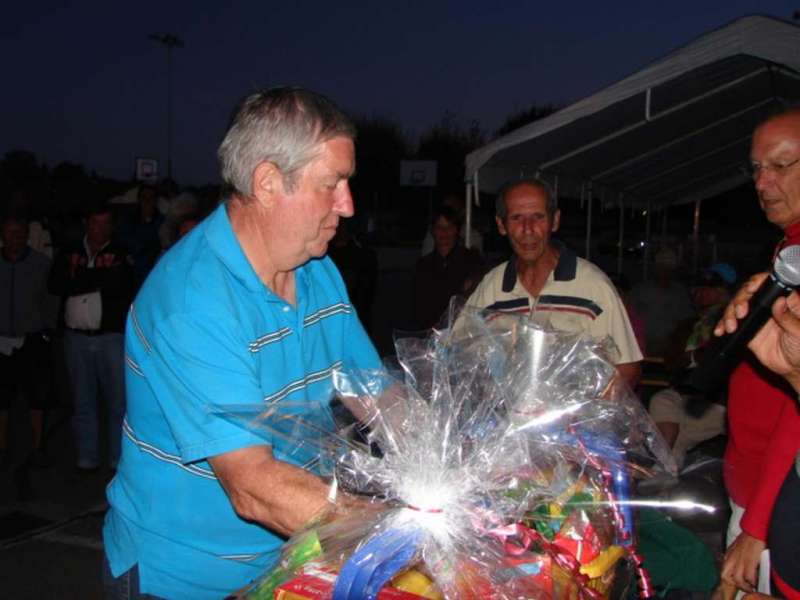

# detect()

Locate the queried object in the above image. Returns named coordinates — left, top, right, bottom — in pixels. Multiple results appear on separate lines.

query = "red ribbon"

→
left=489, top=523, right=604, bottom=600
left=405, top=504, right=443, bottom=514
left=568, top=428, right=654, bottom=598
left=627, top=548, right=655, bottom=599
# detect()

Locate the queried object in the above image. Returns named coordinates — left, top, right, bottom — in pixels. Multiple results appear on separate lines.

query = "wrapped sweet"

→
left=222, top=306, right=678, bottom=599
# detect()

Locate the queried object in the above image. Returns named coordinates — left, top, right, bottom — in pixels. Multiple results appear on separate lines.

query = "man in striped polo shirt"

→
left=102, top=88, right=382, bottom=598
left=465, top=178, right=642, bottom=386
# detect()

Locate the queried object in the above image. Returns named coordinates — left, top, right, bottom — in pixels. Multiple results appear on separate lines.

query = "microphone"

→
left=688, top=245, right=800, bottom=393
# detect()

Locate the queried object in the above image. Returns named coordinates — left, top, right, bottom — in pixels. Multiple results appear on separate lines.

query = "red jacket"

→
left=724, top=222, right=800, bottom=541
left=724, top=357, right=800, bottom=539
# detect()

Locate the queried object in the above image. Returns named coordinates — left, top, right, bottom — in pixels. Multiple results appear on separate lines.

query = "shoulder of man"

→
left=573, top=256, right=614, bottom=286
left=465, top=260, right=510, bottom=307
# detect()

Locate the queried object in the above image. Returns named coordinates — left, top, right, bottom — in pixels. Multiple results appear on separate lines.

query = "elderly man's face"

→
left=496, top=183, right=559, bottom=265
left=751, top=112, right=800, bottom=229
left=277, top=136, right=355, bottom=264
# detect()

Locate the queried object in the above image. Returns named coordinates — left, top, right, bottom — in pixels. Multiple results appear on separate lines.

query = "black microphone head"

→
left=774, top=245, right=800, bottom=288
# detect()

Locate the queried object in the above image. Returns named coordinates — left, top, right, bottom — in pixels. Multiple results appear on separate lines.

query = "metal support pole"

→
left=149, top=33, right=183, bottom=181
left=465, top=182, right=472, bottom=249
left=585, top=181, right=593, bottom=260
left=167, top=44, right=173, bottom=180
left=644, top=199, right=652, bottom=282
left=553, top=174, right=559, bottom=209
left=692, top=199, right=702, bottom=276
left=617, top=196, right=625, bottom=275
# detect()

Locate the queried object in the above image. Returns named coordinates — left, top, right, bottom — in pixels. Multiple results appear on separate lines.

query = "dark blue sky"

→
left=3, top=1, right=797, bottom=186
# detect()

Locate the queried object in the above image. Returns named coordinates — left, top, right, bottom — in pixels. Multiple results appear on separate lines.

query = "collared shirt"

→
left=104, top=203, right=381, bottom=599
left=465, top=243, right=642, bottom=365
left=63, top=237, right=110, bottom=330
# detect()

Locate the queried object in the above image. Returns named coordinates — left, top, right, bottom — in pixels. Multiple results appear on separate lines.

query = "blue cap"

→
left=699, top=262, right=737, bottom=287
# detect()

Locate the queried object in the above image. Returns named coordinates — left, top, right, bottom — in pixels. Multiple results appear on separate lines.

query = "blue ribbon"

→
left=333, top=527, right=422, bottom=600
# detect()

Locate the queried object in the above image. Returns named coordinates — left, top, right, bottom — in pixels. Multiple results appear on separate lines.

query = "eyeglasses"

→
left=743, top=157, right=800, bottom=180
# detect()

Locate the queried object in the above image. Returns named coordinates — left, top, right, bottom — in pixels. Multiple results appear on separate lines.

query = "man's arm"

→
left=209, top=445, right=335, bottom=536
left=616, top=361, right=641, bottom=388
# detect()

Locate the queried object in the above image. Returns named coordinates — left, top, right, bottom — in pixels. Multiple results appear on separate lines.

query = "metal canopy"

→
left=465, top=15, right=800, bottom=210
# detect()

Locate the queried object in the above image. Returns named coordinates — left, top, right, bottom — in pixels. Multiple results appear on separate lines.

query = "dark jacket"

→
left=412, top=245, right=484, bottom=329
left=48, top=239, right=135, bottom=334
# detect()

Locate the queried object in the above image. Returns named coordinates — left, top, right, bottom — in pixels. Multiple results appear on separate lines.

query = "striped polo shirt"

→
left=465, top=243, right=642, bottom=365
left=103, top=203, right=380, bottom=599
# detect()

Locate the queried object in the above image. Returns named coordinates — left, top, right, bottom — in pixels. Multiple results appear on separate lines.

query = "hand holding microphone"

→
left=716, top=270, right=800, bottom=394
left=689, top=246, right=800, bottom=393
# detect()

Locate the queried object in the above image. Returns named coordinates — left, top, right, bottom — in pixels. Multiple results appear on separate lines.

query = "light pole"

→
left=148, top=33, right=184, bottom=181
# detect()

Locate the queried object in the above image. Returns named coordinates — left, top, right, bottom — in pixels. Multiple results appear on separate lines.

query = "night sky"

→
left=4, top=1, right=798, bottom=186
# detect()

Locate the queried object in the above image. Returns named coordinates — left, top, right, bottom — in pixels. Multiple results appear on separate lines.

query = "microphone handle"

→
left=689, top=273, right=793, bottom=393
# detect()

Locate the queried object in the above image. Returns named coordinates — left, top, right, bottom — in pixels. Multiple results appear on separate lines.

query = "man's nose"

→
left=754, top=167, right=776, bottom=192
left=335, top=182, right=355, bottom=217
left=521, top=216, right=536, bottom=233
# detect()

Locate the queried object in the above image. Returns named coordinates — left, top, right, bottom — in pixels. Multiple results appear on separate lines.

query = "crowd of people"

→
left=0, top=187, right=206, bottom=478
left=2, top=87, right=800, bottom=598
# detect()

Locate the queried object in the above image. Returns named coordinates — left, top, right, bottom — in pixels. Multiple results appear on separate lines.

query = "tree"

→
left=351, top=115, right=410, bottom=195
left=416, top=112, right=485, bottom=196
left=493, top=103, right=561, bottom=139
left=0, top=150, right=45, bottom=184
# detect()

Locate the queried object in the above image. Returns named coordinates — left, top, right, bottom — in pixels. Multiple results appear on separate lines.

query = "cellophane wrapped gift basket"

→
left=224, top=306, right=679, bottom=600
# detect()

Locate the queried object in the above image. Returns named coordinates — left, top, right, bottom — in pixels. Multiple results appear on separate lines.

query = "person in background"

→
left=631, top=246, right=696, bottom=357
left=328, top=219, right=378, bottom=335
left=412, top=205, right=484, bottom=329
left=176, top=213, right=201, bottom=239
left=719, top=106, right=800, bottom=596
left=608, top=272, right=646, bottom=356
left=420, top=193, right=484, bottom=256
left=0, top=214, right=57, bottom=470
left=119, top=184, right=164, bottom=291
left=49, top=201, right=134, bottom=473
left=648, top=262, right=737, bottom=468
left=465, top=178, right=642, bottom=387
left=1, top=190, right=53, bottom=258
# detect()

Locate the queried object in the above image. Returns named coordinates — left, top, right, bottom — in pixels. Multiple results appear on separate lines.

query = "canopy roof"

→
left=465, top=15, right=800, bottom=209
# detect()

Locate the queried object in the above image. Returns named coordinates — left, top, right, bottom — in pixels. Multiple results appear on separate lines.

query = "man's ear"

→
left=251, top=161, right=283, bottom=207
left=551, top=209, right=561, bottom=233
left=495, top=215, right=508, bottom=236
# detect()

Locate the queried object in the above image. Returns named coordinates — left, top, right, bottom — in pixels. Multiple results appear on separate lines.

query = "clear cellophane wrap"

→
left=223, top=305, right=677, bottom=600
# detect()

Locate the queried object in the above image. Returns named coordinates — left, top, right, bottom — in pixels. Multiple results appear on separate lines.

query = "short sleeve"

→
left=144, top=312, right=267, bottom=463
left=594, top=282, right=643, bottom=364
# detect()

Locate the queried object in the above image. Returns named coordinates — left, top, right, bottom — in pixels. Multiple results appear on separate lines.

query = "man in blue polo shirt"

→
left=102, top=88, right=381, bottom=598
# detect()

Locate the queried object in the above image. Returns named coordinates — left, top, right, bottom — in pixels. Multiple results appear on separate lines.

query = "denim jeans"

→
left=64, top=330, right=126, bottom=468
left=102, top=555, right=163, bottom=600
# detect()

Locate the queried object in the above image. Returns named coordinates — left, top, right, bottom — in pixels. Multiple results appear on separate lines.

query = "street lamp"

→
left=148, top=33, right=184, bottom=181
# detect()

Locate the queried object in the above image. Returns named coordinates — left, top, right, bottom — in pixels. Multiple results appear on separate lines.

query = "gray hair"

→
left=218, top=87, right=356, bottom=197
left=495, top=177, right=557, bottom=220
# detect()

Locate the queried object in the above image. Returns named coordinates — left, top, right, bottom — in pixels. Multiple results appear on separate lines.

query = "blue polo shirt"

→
left=103, top=203, right=381, bottom=599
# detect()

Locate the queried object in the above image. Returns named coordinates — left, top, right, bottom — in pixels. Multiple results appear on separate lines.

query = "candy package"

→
left=222, top=305, right=678, bottom=599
